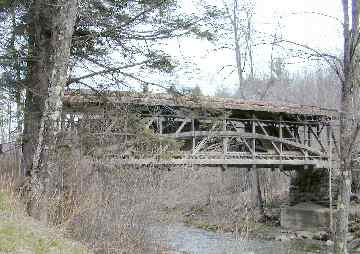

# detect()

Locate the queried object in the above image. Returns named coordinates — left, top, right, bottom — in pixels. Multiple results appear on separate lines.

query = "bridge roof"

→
left=63, top=90, right=338, bottom=117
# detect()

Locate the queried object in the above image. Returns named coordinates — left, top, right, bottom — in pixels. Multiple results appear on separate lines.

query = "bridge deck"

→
left=112, top=158, right=329, bottom=169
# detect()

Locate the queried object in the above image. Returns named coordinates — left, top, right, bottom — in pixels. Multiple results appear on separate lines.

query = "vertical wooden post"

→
left=327, top=122, right=334, bottom=237
left=159, top=117, right=163, bottom=134
left=303, top=124, right=306, bottom=144
left=304, top=123, right=308, bottom=160
left=61, top=112, right=65, bottom=130
left=159, top=116, right=163, bottom=153
left=316, top=123, right=321, bottom=152
left=307, top=124, right=311, bottom=146
left=124, top=112, right=128, bottom=145
left=326, top=122, right=331, bottom=154
left=192, top=118, right=195, bottom=154
left=279, top=115, right=283, bottom=159
left=223, top=115, right=228, bottom=156
left=70, top=114, right=76, bottom=130
left=252, top=114, right=256, bottom=159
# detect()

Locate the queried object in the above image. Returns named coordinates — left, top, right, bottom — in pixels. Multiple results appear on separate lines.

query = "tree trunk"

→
left=334, top=0, right=360, bottom=253
left=255, top=168, right=265, bottom=218
left=10, top=3, right=23, bottom=135
left=335, top=77, right=354, bottom=253
left=246, top=12, right=254, bottom=81
left=232, top=0, right=244, bottom=97
left=23, top=0, right=78, bottom=223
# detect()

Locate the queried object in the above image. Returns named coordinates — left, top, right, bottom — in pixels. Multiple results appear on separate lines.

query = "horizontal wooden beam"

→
left=110, top=158, right=330, bottom=169
left=165, top=131, right=327, bottom=157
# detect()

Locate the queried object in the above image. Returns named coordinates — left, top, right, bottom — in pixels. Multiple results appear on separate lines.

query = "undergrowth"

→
left=0, top=153, right=91, bottom=254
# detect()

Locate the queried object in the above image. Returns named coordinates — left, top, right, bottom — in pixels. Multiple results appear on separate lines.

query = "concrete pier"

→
left=281, top=202, right=333, bottom=230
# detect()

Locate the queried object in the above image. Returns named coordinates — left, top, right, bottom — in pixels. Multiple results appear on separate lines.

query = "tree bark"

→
left=335, top=72, right=354, bottom=254
left=233, top=0, right=244, bottom=97
left=334, top=0, right=360, bottom=253
left=23, top=0, right=78, bottom=223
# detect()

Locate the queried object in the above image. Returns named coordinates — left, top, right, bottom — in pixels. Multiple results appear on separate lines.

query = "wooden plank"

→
left=223, top=118, right=228, bottom=154
left=166, top=131, right=327, bottom=157
left=241, top=138, right=254, bottom=155
left=252, top=117, right=256, bottom=159
left=309, top=126, right=326, bottom=152
left=254, top=117, right=281, bottom=155
left=192, top=119, right=195, bottom=153
left=111, top=158, right=330, bottom=168
left=284, top=124, right=298, bottom=143
left=279, top=115, right=283, bottom=156
left=330, top=127, right=340, bottom=158
left=175, top=118, right=190, bottom=134
left=193, top=120, right=220, bottom=154
left=144, top=117, right=155, bottom=128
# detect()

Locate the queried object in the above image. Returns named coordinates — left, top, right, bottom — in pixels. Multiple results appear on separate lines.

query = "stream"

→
left=148, top=224, right=323, bottom=254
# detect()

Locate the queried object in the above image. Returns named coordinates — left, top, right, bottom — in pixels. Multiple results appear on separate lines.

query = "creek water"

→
left=149, top=224, right=314, bottom=254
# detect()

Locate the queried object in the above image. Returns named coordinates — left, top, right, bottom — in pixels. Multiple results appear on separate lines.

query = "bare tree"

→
left=334, top=0, right=360, bottom=253
left=223, top=0, right=255, bottom=97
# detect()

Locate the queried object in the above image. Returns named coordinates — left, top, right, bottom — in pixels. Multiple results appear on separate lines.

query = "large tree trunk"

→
left=335, top=74, right=354, bottom=254
left=22, top=0, right=78, bottom=223
left=334, top=0, right=360, bottom=253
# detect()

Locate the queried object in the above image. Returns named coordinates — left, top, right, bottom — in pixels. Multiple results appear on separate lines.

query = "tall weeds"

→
left=0, top=144, right=291, bottom=253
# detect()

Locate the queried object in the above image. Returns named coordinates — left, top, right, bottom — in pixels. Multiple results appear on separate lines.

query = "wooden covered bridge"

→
left=62, top=90, right=338, bottom=170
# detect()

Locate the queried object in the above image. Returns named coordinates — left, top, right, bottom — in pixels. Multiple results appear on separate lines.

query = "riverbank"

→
left=0, top=189, right=91, bottom=254
left=155, top=205, right=345, bottom=253
left=162, top=205, right=360, bottom=253
left=154, top=165, right=360, bottom=253
left=150, top=222, right=335, bottom=254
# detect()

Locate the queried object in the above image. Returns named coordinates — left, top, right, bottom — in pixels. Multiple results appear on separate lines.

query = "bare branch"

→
left=67, top=60, right=150, bottom=85
left=273, top=39, right=344, bottom=82
left=287, top=11, right=343, bottom=25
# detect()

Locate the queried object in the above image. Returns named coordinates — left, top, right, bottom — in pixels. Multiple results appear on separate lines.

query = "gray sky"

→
left=166, top=0, right=343, bottom=95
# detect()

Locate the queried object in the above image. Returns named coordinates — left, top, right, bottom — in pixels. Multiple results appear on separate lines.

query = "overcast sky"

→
left=165, top=0, right=343, bottom=95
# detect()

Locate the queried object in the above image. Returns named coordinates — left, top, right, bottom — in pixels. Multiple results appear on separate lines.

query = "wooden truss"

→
left=62, top=105, right=336, bottom=169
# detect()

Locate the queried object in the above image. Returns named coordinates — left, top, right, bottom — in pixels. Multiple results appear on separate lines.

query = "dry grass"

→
left=0, top=150, right=166, bottom=254
left=157, top=165, right=289, bottom=233
left=0, top=153, right=91, bottom=254
left=0, top=145, right=290, bottom=253
left=48, top=153, right=163, bottom=254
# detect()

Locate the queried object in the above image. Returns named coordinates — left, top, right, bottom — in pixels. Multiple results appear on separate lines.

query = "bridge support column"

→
left=289, top=168, right=337, bottom=206
left=281, top=168, right=338, bottom=230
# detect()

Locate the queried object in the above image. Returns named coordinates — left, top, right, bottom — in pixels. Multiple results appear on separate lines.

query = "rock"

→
left=281, top=202, right=333, bottom=231
left=288, top=234, right=296, bottom=240
left=160, top=251, right=188, bottom=254
left=275, top=234, right=290, bottom=241
left=325, top=240, right=334, bottom=246
left=296, top=230, right=314, bottom=239
left=262, top=233, right=276, bottom=241
left=347, top=232, right=355, bottom=242
left=349, top=239, right=360, bottom=250
left=312, top=231, right=329, bottom=241
left=264, top=208, right=280, bottom=219
left=351, top=193, right=360, bottom=203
